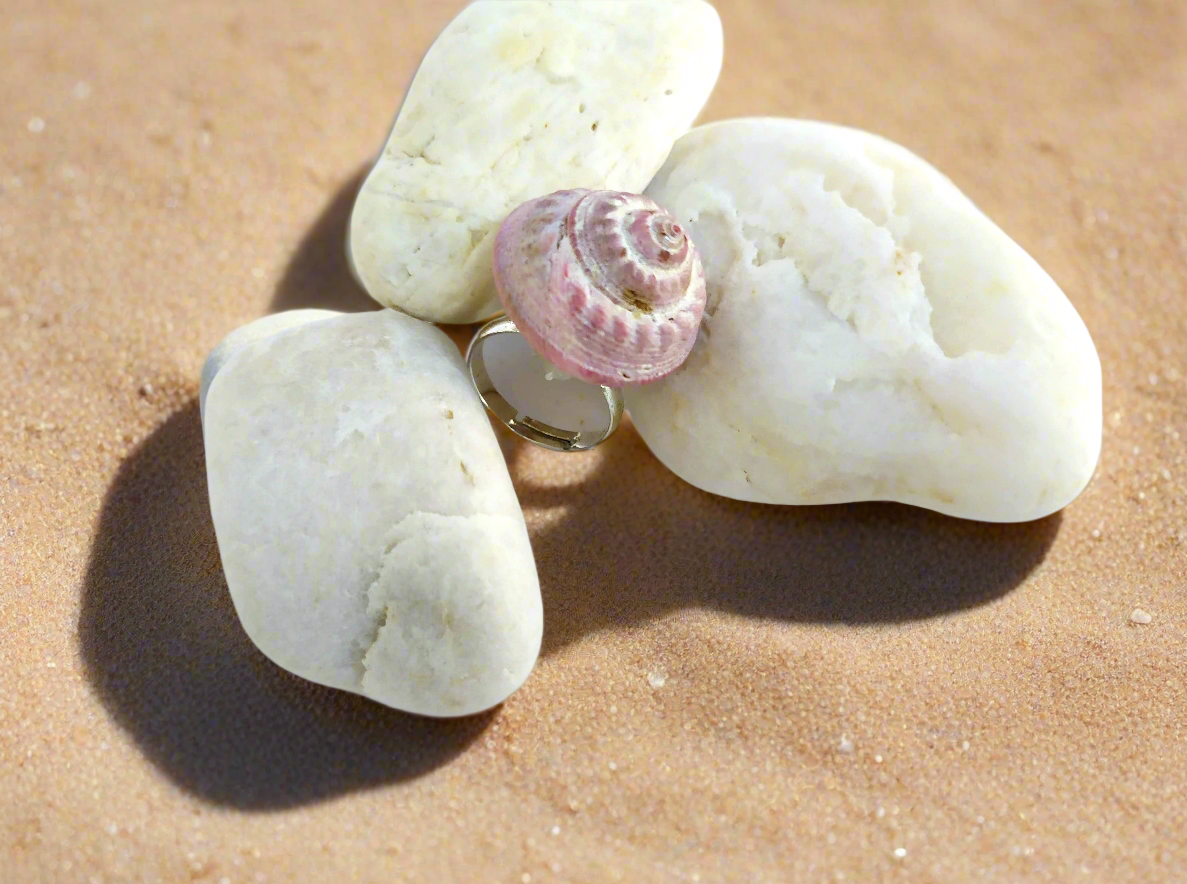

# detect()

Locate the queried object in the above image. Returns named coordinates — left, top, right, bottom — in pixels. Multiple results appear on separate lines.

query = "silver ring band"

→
left=465, top=316, right=624, bottom=452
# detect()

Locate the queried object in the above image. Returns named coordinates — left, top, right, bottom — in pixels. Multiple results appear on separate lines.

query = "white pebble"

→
left=628, top=118, right=1101, bottom=522
left=27, top=117, right=45, bottom=133
left=349, top=0, right=723, bottom=323
left=893, top=847, right=907, bottom=859
left=203, top=310, right=542, bottom=716
left=1130, top=608, right=1152, bottom=625
left=73, top=81, right=92, bottom=99
left=838, top=736, right=855, bottom=754
left=647, top=671, right=667, bottom=689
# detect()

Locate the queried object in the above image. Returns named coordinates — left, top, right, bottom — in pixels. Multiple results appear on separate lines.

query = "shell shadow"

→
left=512, top=424, right=1062, bottom=656
left=78, top=401, right=491, bottom=810
left=268, top=167, right=378, bottom=315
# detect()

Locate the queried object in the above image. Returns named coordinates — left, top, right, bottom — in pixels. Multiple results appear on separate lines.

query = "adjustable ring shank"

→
left=465, top=317, right=624, bottom=452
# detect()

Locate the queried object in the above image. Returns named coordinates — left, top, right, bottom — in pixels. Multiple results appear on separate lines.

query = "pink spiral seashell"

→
left=492, top=189, right=707, bottom=387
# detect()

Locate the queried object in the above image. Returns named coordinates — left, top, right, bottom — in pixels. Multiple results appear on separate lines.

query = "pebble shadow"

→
left=512, top=424, right=1062, bottom=655
left=268, top=167, right=378, bottom=315
left=78, top=401, right=491, bottom=811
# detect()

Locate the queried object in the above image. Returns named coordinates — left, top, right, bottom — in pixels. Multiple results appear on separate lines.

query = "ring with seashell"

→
left=465, top=189, right=707, bottom=452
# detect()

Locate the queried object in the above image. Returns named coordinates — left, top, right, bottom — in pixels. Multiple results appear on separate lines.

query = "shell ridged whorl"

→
left=493, top=189, right=707, bottom=387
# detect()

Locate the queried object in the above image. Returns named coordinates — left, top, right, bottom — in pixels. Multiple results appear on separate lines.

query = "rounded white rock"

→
left=348, top=0, right=723, bottom=324
left=626, top=118, right=1102, bottom=523
left=203, top=309, right=542, bottom=716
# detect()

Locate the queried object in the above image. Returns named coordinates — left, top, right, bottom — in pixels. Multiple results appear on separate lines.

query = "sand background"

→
left=2, top=0, right=1185, bottom=881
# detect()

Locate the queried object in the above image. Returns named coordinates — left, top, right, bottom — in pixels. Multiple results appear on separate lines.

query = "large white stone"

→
left=348, top=0, right=723, bottom=324
left=203, top=310, right=542, bottom=716
left=626, top=118, right=1102, bottom=522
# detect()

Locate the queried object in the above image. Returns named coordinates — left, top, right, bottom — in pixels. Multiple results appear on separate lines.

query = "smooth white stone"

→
left=348, top=0, right=723, bottom=324
left=199, top=308, right=339, bottom=421
left=481, top=330, right=612, bottom=439
left=627, top=118, right=1102, bottom=522
left=203, top=310, right=542, bottom=716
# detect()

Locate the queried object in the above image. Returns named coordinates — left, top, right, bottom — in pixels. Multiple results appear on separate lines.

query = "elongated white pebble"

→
left=349, top=0, right=723, bottom=323
left=203, top=309, right=542, bottom=716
